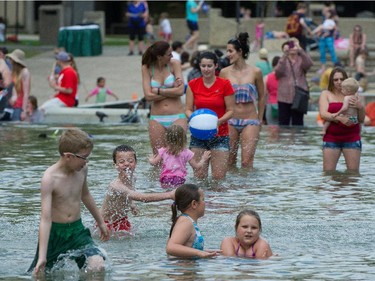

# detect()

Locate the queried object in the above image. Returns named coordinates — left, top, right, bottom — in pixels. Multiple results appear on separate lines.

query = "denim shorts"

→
left=322, top=140, right=362, bottom=151
left=190, top=135, right=229, bottom=151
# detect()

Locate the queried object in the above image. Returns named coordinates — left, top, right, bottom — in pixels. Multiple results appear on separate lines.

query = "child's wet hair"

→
left=235, top=209, right=262, bottom=232
left=169, top=184, right=201, bottom=237
left=58, top=129, right=93, bottom=155
left=165, top=125, right=186, bottom=156
left=97, top=77, right=105, bottom=84
left=112, top=144, right=137, bottom=163
left=341, top=78, right=359, bottom=94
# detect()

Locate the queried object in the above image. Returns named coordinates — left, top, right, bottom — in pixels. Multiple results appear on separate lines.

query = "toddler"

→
left=26, top=95, right=44, bottom=123
left=323, top=78, right=360, bottom=134
left=149, top=125, right=210, bottom=188
left=159, top=12, right=172, bottom=43
left=85, top=77, right=119, bottom=103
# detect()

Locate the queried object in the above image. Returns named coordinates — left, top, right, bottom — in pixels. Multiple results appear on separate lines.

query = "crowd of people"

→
left=0, top=2, right=374, bottom=276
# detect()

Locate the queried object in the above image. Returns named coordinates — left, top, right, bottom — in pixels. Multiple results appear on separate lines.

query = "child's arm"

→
left=255, top=239, right=273, bottom=259
left=189, top=150, right=211, bottom=170
left=332, top=96, right=350, bottom=117
left=166, top=219, right=218, bottom=258
left=148, top=153, right=162, bottom=166
left=220, top=237, right=237, bottom=256
left=107, top=88, right=119, bottom=101
left=312, top=24, right=323, bottom=35
left=81, top=178, right=110, bottom=241
left=85, top=87, right=99, bottom=102
left=34, top=174, right=54, bottom=275
left=127, top=189, right=175, bottom=203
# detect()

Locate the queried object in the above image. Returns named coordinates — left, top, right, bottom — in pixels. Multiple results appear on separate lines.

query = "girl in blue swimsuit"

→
left=142, top=41, right=187, bottom=155
left=221, top=210, right=273, bottom=259
left=166, top=184, right=220, bottom=258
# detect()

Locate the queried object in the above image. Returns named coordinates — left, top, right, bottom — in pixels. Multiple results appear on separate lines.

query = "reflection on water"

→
left=1, top=123, right=375, bottom=280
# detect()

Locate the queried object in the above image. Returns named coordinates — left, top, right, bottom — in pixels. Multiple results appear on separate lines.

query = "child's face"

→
left=236, top=215, right=261, bottom=246
left=98, top=79, right=105, bottom=87
left=115, top=151, right=137, bottom=175
left=67, top=148, right=91, bottom=171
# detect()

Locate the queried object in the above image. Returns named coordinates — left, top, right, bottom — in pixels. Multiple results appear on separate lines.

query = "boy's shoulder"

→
left=108, top=178, right=133, bottom=194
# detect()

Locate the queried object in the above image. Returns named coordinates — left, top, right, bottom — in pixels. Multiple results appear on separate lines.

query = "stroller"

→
left=120, top=100, right=140, bottom=123
left=95, top=98, right=146, bottom=123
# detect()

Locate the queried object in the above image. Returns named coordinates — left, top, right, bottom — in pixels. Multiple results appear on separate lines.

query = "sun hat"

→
left=6, top=49, right=26, bottom=66
left=55, top=51, right=70, bottom=62
left=259, top=48, right=268, bottom=59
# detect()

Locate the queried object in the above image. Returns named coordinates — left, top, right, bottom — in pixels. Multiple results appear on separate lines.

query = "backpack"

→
left=285, top=13, right=302, bottom=37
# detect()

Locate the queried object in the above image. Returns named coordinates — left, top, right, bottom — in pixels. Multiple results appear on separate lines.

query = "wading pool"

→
left=1, top=123, right=374, bottom=280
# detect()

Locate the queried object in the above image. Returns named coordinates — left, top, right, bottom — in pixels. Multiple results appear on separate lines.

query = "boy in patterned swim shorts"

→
left=100, top=145, right=175, bottom=236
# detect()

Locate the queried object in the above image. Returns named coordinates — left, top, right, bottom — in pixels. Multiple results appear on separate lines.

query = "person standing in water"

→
left=28, top=129, right=110, bottom=275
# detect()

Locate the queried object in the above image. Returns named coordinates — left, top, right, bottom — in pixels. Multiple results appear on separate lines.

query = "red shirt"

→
left=55, top=66, right=78, bottom=107
left=323, top=102, right=361, bottom=142
left=189, top=77, right=234, bottom=136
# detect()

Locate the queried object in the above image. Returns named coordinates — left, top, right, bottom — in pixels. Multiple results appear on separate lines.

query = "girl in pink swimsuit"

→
left=221, top=210, right=273, bottom=259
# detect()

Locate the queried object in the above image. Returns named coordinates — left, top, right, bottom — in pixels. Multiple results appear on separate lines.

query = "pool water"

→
left=1, top=123, right=375, bottom=280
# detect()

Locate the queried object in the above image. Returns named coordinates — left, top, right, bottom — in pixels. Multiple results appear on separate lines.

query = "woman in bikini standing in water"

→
left=142, top=41, right=187, bottom=155
left=220, top=32, right=265, bottom=171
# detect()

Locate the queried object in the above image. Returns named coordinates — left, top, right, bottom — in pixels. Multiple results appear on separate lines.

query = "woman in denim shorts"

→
left=186, top=51, right=235, bottom=180
left=319, top=67, right=365, bottom=172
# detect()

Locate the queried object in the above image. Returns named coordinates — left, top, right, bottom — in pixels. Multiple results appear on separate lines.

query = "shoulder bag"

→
left=288, top=59, right=310, bottom=114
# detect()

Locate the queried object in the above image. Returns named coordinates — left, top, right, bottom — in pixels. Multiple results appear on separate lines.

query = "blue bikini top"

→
left=181, top=213, right=204, bottom=251
left=150, top=65, right=175, bottom=88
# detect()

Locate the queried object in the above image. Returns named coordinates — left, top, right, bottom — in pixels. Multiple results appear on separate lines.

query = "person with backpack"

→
left=285, top=2, right=312, bottom=50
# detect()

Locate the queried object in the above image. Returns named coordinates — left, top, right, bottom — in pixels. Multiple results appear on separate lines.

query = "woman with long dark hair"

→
left=142, top=41, right=186, bottom=155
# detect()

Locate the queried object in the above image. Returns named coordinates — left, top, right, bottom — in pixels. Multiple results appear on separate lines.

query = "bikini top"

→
left=235, top=241, right=256, bottom=258
left=150, top=65, right=175, bottom=88
left=181, top=213, right=204, bottom=251
left=232, top=83, right=258, bottom=104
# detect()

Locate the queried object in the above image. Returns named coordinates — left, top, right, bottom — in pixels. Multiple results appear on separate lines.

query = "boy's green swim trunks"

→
left=28, top=218, right=105, bottom=272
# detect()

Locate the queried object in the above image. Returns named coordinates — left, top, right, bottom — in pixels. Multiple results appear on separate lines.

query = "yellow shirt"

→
left=319, top=67, right=333, bottom=90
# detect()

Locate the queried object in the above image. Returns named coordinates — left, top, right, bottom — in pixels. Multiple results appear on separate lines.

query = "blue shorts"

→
left=187, top=20, right=199, bottom=32
left=190, top=135, right=229, bottom=151
left=322, top=140, right=362, bottom=151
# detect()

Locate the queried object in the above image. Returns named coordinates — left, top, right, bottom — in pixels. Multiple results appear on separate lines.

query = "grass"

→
left=103, top=35, right=129, bottom=46
left=2, top=34, right=130, bottom=57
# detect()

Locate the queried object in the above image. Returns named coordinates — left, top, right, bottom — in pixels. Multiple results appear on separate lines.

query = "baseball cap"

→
left=55, top=51, right=70, bottom=62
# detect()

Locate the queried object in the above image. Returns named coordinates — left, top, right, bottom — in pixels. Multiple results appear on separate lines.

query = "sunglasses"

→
left=65, top=152, right=90, bottom=161
left=333, top=78, right=345, bottom=82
